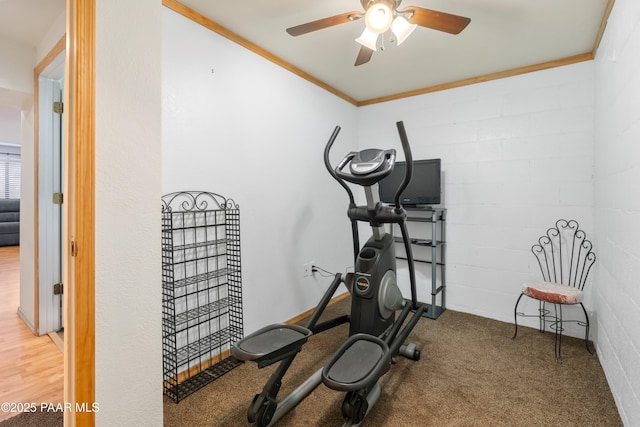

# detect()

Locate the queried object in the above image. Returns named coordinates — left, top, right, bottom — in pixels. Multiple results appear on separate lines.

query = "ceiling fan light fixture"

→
left=391, top=15, right=417, bottom=45
left=355, top=27, right=379, bottom=51
left=364, top=1, right=394, bottom=34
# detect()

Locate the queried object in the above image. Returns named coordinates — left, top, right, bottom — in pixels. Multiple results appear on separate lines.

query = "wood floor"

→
left=0, top=245, right=63, bottom=422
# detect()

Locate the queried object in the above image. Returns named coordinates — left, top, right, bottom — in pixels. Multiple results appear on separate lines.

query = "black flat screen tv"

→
left=378, top=158, right=441, bottom=206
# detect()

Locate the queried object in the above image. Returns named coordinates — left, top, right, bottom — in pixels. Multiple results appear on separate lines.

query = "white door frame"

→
left=33, top=36, right=66, bottom=335
left=37, top=51, right=65, bottom=335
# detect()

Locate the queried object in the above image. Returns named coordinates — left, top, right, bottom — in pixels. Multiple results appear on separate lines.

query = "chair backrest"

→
left=531, top=219, right=596, bottom=290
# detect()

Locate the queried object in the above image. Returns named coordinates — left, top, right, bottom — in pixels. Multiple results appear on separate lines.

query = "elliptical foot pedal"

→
left=232, top=324, right=312, bottom=368
left=322, top=334, right=391, bottom=391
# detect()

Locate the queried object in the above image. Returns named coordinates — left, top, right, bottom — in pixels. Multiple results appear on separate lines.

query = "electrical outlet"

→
left=304, top=261, right=315, bottom=277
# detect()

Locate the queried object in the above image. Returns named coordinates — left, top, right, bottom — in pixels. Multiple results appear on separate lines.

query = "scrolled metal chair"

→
left=512, top=219, right=596, bottom=361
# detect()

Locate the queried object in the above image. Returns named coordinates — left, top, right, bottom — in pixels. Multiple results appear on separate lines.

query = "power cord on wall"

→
left=312, top=264, right=355, bottom=279
left=311, top=264, right=335, bottom=278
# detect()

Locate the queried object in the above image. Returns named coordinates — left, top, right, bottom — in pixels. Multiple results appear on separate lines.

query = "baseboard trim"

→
left=48, top=331, right=64, bottom=353
left=17, top=306, right=36, bottom=334
left=285, top=291, right=350, bottom=326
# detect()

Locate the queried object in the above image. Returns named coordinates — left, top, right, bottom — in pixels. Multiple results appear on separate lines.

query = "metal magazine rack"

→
left=161, top=191, right=244, bottom=402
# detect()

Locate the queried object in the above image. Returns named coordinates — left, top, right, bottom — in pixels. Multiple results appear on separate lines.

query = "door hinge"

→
left=53, top=192, right=63, bottom=204
left=53, top=283, right=64, bottom=295
left=53, top=101, right=64, bottom=114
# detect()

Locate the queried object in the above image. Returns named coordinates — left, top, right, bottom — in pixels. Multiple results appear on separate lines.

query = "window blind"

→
left=0, top=153, right=20, bottom=199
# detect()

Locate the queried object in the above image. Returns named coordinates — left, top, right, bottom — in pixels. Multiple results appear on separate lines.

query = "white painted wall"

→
left=35, top=10, right=65, bottom=63
left=162, top=8, right=357, bottom=335
left=18, top=106, right=35, bottom=331
left=94, top=0, right=162, bottom=425
left=0, top=107, right=21, bottom=144
left=357, top=62, right=596, bottom=331
left=0, top=35, right=35, bottom=95
left=593, top=0, right=640, bottom=425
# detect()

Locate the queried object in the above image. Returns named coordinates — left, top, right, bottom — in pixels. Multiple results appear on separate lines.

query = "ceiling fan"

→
left=286, top=0, right=471, bottom=66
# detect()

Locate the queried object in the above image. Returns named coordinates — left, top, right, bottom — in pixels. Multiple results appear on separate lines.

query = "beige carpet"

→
left=163, top=298, right=622, bottom=426
left=0, top=409, right=62, bottom=427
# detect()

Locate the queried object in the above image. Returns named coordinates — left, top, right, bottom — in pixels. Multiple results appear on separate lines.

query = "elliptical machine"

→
left=231, top=121, right=426, bottom=426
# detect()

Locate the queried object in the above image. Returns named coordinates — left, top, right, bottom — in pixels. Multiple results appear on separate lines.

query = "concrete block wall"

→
left=593, top=0, right=640, bottom=424
left=357, top=61, right=595, bottom=329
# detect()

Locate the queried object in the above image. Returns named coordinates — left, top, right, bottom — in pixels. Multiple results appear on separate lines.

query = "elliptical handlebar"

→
left=393, top=121, right=419, bottom=309
left=394, top=121, right=413, bottom=212
left=324, top=125, right=360, bottom=260
left=324, top=125, right=356, bottom=205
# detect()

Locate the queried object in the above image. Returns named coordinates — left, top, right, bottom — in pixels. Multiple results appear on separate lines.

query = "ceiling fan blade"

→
left=286, top=11, right=363, bottom=36
left=354, top=46, right=374, bottom=66
left=403, top=7, right=471, bottom=35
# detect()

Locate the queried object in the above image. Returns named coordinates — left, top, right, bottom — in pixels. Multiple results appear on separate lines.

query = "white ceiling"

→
left=174, top=0, right=612, bottom=104
left=0, top=0, right=612, bottom=105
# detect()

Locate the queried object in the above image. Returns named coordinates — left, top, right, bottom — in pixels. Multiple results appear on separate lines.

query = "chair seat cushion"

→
left=522, top=281, right=583, bottom=304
